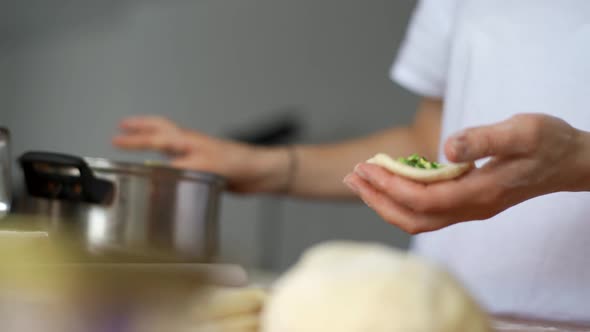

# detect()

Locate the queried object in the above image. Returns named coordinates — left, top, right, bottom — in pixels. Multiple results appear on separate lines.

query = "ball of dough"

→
left=260, top=241, right=491, bottom=332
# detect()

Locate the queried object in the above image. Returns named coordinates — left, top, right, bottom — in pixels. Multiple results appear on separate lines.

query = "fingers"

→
left=118, top=116, right=176, bottom=133
left=113, top=131, right=189, bottom=155
left=352, top=163, right=495, bottom=213
left=444, top=115, right=535, bottom=162
left=112, top=135, right=154, bottom=150
left=343, top=173, right=442, bottom=234
left=353, top=163, right=426, bottom=207
left=343, top=167, right=497, bottom=234
left=114, top=116, right=190, bottom=155
left=170, top=157, right=208, bottom=171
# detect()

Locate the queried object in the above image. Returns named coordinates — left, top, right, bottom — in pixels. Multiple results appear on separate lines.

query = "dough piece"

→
left=191, top=286, right=267, bottom=322
left=367, top=153, right=473, bottom=183
left=260, top=241, right=492, bottom=332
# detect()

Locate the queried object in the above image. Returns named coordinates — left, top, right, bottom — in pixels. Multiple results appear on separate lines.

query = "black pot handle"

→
left=19, top=151, right=114, bottom=205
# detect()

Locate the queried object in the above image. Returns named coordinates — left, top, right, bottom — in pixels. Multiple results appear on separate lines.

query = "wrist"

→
left=570, top=129, right=590, bottom=192
left=250, top=145, right=297, bottom=194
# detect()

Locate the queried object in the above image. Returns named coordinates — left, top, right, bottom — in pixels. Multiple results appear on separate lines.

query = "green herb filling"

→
left=397, top=154, right=441, bottom=169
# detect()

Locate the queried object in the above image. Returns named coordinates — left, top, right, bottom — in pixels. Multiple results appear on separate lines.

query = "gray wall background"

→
left=0, top=0, right=419, bottom=271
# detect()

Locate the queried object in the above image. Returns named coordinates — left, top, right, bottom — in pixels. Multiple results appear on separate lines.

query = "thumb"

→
left=444, top=119, right=522, bottom=162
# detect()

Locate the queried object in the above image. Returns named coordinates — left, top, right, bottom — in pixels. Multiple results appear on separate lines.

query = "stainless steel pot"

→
left=0, top=127, right=11, bottom=218
left=13, top=151, right=225, bottom=262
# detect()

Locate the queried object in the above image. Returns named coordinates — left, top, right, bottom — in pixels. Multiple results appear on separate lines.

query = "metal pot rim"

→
left=83, top=157, right=226, bottom=186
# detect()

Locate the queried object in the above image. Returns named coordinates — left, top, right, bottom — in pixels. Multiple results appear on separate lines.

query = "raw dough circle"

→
left=367, top=153, right=473, bottom=183
left=260, top=241, right=491, bottom=332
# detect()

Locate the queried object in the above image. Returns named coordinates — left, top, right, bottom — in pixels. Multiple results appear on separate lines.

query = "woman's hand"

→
left=343, top=113, right=590, bottom=234
left=112, top=116, right=289, bottom=193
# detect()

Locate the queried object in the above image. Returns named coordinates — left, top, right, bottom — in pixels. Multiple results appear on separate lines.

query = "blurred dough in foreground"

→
left=260, top=241, right=492, bottom=332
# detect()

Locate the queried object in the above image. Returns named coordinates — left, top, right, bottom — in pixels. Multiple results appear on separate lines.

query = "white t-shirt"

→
left=391, top=0, right=590, bottom=323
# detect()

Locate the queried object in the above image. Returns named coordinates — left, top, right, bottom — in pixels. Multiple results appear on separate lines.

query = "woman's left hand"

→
left=343, top=113, right=590, bottom=234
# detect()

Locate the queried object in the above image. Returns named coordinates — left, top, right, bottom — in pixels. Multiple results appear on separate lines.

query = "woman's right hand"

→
left=112, top=116, right=289, bottom=194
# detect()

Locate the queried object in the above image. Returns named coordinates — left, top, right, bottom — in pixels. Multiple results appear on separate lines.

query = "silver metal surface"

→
left=0, top=128, right=10, bottom=218
left=15, top=156, right=225, bottom=262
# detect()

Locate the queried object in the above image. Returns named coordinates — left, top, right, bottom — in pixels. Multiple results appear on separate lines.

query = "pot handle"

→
left=19, top=151, right=114, bottom=205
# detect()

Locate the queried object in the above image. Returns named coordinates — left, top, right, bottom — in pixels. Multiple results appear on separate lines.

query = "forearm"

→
left=571, top=129, right=590, bottom=192
left=257, top=99, right=443, bottom=199
left=286, top=129, right=430, bottom=199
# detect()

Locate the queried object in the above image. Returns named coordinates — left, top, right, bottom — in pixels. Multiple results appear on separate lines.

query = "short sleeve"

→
left=391, top=0, right=457, bottom=98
